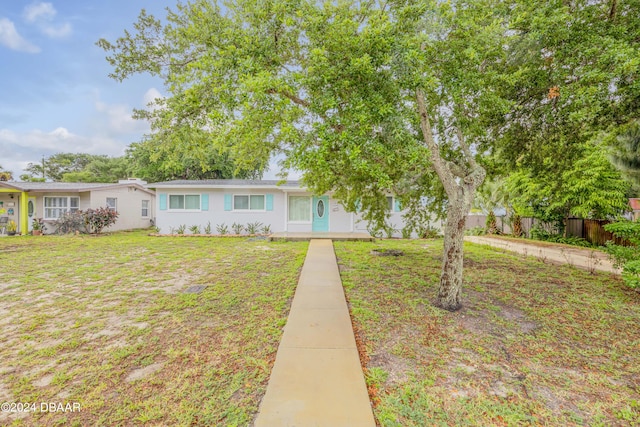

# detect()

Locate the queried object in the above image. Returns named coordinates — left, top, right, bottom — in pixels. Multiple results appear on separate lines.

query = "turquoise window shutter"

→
left=159, top=193, right=167, bottom=211
left=224, top=194, right=232, bottom=211
left=201, top=194, right=209, bottom=211
left=394, top=199, right=401, bottom=212
left=266, top=194, right=274, bottom=211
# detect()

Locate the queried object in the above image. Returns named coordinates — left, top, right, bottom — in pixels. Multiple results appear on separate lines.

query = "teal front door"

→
left=312, top=196, right=329, bottom=232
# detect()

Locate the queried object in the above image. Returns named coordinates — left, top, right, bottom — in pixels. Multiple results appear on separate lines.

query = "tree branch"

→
left=455, top=126, right=478, bottom=169
left=416, top=88, right=457, bottom=196
left=267, top=88, right=345, bottom=133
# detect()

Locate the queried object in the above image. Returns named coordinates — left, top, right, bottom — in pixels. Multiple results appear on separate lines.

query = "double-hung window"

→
left=169, top=194, right=201, bottom=210
left=44, top=197, right=79, bottom=219
left=106, top=197, right=117, bottom=212
left=141, top=200, right=150, bottom=217
left=233, top=195, right=265, bottom=211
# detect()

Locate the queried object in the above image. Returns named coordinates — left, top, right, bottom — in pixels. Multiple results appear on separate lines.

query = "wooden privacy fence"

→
left=465, top=215, right=630, bottom=246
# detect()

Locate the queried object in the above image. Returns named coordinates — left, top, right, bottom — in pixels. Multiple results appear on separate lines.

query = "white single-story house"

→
left=0, top=179, right=155, bottom=235
left=150, top=179, right=419, bottom=237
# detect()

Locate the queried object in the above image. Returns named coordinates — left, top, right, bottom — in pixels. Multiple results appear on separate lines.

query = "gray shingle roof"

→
left=0, top=182, right=152, bottom=193
left=149, top=179, right=302, bottom=188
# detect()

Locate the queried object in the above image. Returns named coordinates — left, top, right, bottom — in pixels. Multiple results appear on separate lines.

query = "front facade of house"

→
left=0, top=179, right=155, bottom=235
left=151, top=180, right=412, bottom=236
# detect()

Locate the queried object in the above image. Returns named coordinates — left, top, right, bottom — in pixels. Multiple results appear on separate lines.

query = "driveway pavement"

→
left=464, top=236, right=621, bottom=275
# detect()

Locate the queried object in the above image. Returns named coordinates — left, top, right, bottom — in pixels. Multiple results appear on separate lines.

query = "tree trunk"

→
left=415, top=89, right=486, bottom=311
left=436, top=196, right=468, bottom=311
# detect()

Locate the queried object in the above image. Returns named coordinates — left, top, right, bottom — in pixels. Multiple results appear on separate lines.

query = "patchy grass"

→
left=0, top=231, right=306, bottom=426
left=335, top=239, right=640, bottom=427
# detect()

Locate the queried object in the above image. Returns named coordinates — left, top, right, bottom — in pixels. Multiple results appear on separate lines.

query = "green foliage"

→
left=465, top=226, right=486, bottom=236
left=188, top=225, right=201, bottom=234
left=31, top=218, right=46, bottom=232
left=204, top=221, right=212, bottom=235
left=83, top=208, right=119, bottom=234
left=126, top=135, right=263, bottom=183
left=245, top=222, right=263, bottom=235
left=507, top=143, right=630, bottom=224
left=485, top=211, right=498, bottom=235
left=0, top=165, right=12, bottom=181
left=24, top=153, right=113, bottom=182
left=530, top=225, right=592, bottom=247
left=261, top=224, right=272, bottom=235
left=622, top=260, right=640, bottom=290
left=61, top=156, right=131, bottom=183
left=604, top=221, right=640, bottom=245
left=216, top=223, right=229, bottom=235
left=231, top=223, right=244, bottom=235
left=54, top=212, right=86, bottom=235
left=176, top=224, right=186, bottom=235
left=608, top=121, right=640, bottom=192
left=603, top=221, right=640, bottom=289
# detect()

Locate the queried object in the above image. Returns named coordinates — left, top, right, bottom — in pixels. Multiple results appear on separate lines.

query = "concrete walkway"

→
left=254, top=239, right=375, bottom=427
left=465, top=235, right=621, bottom=274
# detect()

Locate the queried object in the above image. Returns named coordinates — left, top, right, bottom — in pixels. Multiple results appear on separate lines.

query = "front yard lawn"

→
left=0, top=231, right=306, bottom=426
left=335, top=239, right=640, bottom=426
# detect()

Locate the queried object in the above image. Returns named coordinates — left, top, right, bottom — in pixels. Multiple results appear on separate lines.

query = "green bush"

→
left=622, top=260, right=640, bottom=290
left=465, top=226, right=486, bottom=236
left=603, top=220, right=640, bottom=290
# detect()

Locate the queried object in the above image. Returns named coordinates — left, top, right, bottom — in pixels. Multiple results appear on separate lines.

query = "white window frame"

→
left=288, top=195, right=312, bottom=223
left=168, top=194, right=201, bottom=211
left=106, top=197, right=117, bottom=212
left=141, top=200, right=150, bottom=218
left=43, top=196, right=80, bottom=220
left=233, top=194, right=266, bottom=212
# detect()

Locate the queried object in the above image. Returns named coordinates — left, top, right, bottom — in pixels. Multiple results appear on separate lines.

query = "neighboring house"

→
left=149, top=179, right=420, bottom=236
left=0, top=179, right=155, bottom=235
left=630, top=198, right=640, bottom=221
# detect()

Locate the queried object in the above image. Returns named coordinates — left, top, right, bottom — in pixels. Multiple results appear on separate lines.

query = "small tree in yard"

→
left=83, top=208, right=118, bottom=234
left=99, top=0, right=640, bottom=311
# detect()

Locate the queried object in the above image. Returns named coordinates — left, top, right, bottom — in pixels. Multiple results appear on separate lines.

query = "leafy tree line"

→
left=18, top=140, right=262, bottom=183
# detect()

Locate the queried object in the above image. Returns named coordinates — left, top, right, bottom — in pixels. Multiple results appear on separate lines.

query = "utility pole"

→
left=42, top=155, right=46, bottom=180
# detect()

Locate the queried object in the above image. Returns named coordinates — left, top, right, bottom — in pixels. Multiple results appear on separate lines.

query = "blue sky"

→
left=0, top=1, right=248, bottom=180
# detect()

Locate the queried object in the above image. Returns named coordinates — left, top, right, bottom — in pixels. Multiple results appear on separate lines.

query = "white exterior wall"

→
left=153, top=185, right=445, bottom=237
left=156, top=190, right=287, bottom=234
left=155, top=188, right=360, bottom=234
left=90, top=187, right=155, bottom=232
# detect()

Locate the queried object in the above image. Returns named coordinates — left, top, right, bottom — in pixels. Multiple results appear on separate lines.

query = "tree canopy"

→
left=99, top=0, right=640, bottom=310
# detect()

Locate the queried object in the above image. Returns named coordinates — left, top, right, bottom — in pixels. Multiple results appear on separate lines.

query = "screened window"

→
left=169, top=194, right=200, bottom=210
left=141, top=200, right=149, bottom=217
left=44, top=197, right=79, bottom=219
left=234, top=195, right=265, bottom=211
left=288, top=196, right=311, bottom=222
left=386, top=196, right=393, bottom=211
left=106, top=197, right=117, bottom=212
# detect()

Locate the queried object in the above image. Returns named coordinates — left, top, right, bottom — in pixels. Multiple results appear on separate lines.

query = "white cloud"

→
left=23, top=2, right=56, bottom=23
left=94, top=101, right=149, bottom=135
left=22, top=2, right=72, bottom=39
left=41, top=22, right=71, bottom=38
left=0, top=18, right=40, bottom=53
left=0, top=127, right=124, bottom=157
left=143, top=88, right=164, bottom=108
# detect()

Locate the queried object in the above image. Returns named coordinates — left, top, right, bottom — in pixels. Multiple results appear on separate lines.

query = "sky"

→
left=0, top=1, right=285, bottom=180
